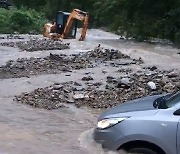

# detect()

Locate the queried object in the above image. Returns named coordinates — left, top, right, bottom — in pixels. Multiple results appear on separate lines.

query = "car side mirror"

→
left=174, top=109, right=180, bottom=115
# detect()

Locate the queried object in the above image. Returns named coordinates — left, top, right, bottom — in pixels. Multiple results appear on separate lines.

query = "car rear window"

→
left=165, top=92, right=180, bottom=108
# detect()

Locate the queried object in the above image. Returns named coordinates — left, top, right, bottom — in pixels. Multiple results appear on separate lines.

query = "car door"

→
left=177, top=119, right=180, bottom=154
left=174, top=108, right=180, bottom=154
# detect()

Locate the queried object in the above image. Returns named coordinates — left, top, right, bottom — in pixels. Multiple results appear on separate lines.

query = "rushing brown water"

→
left=0, top=71, right=118, bottom=154
left=0, top=98, right=96, bottom=154
left=0, top=30, right=179, bottom=154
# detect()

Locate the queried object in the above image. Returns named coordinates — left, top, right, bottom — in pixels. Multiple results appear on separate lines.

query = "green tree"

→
left=13, top=0, right=47, bottom=10
left=8, top=0, right=180, bottom=42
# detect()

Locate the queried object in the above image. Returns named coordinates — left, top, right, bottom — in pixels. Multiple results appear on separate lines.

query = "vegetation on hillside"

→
left=94, top=0, right=180, bottom=43
left=0, top=8, right=47, bottom=33
left=0, top=0, right=179, bottom=43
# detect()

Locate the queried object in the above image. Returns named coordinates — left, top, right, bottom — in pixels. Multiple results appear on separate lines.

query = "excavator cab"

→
left=56, top=11, right=77, bottom=39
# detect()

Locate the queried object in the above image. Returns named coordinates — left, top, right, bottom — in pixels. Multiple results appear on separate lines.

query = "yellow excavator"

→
left=43, top=9, right=89, bottom=41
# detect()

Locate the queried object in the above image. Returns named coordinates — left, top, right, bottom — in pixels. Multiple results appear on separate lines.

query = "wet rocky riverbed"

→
left=0, top=31, right=179, bottom=154
left=0, top=38, right=70, bottom=51
left=15, top=69, right=180, bottom=110
left=1, top=38, right=179, bottom=110
left=0, top=47, right=142, bottom=79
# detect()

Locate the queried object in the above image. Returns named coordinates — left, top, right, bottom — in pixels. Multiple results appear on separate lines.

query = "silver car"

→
left=94, top=92, right=180, bottom=154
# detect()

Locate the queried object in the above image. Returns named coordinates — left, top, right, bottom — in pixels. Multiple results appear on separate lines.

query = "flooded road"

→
left=0, top=98, right=100, bottom=154
left=0, top=71, right=109, bottom=154
left=87, top=29, right=180, bottom=71
left=0, top=29, right=179, bottom=154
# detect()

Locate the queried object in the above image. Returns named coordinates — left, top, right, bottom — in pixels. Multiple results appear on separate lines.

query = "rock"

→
left=73, top=87, right=85, bottom=91
left=49, top=53, right=63, bottom=60
left=66, top=93, right=75, bottom=103
left=164, top=83, right=175, bottom=93
left=53, top=84, right=63, bottom=90
left=61, top=67, right=70, bottom=72
left=52, top=90, right=60, bottom=93
left=66, top=99, right=75, bottom=103
left=105, top=84, right=115, bottom=90
left=15, top=64, right=25, bottom=69
left=51, top=94, right=55, bottom=98
left=93, top=82, right=103, bottom=87
left=118, top=68, right=132, bottom=73
left=82, top=76, right=94, bottom=81
left=106, top=76, right=115, bottom=83
left=121, top=78, right=131, bottom=84
left=138, top=57, right=144, bottom=64
left=63, top=88, right=70, bottom=93
left=102, top=70, right=107, bottom=74
left=73, top=94, right=85, bottom=100
left=147, top=81, right=156, bottom=90
left=117, top=78, right=131, bottom=89
left=145, top=73, right=153, bottom=76
left=55, top=103, right=66, bottom=108
left=175, top=82, right=180, bottom=89
left=0, top=36, right=5, bottom=39
left=85, top=72, right=91, bottom=75
left=148, top=66, right=157, bottom=71
left=158, top=79, right=166, bottom=87
left=119, top=36, right=126, bottom=40
left=156, top=74, right=163, bottom=78
left=168, top=72, right=178, bottom=78
left=74, top=82, right=82, bottom=86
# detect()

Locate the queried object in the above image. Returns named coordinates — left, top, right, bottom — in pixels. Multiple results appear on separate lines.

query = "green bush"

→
left=175, top=32, right=180, bottom=43
left=10, top=11, right=34, bottom=33
left=0, top=8, right=13, bottom=33
left=0, top=8, right=47, bottom=34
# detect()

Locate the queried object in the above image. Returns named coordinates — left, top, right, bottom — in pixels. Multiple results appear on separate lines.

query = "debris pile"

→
left=15, top=69, right=180, bottom=110
left=86, top=48, right=130, bottom=60
left=0, top=38, right=70, bottom=51
left=0, top=53, right=91, bottom=79
left=0, top=48, right=142, bottom=79
left=85, top=47, right=143, bottom=64
left=0, top=34, right=25, bottom=40
left=15, top=82, right=86, bottom=110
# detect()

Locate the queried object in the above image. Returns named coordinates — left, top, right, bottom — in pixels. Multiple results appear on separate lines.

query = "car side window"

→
left=174, top=109, right=180, bottom=115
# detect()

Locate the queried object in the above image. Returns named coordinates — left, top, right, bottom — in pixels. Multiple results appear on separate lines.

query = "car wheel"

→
left=127, top=147, right=158, bottom=154
left=117, top=149, right=127, bottom=154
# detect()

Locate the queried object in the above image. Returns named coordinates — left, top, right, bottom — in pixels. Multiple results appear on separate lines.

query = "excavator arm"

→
left=43, top=9, right=89, bottom=41
left=63, top=9, right=89, bottom=41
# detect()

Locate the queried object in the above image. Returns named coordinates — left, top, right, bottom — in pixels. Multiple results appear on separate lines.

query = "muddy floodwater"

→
left=0, top=29, right=179, bottom=154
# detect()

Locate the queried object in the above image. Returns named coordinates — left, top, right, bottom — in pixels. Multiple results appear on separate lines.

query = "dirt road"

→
left=0, top=29, right=179, bottom=154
